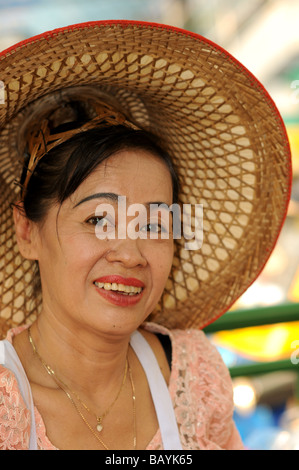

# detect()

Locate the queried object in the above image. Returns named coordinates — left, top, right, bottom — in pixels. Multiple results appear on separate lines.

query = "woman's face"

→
left=29, top=149, right=174, bottom=335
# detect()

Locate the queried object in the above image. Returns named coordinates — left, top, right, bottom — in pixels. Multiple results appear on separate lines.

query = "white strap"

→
left=130, top=330, right=182, bottom=450
left=0, top=340, right=38, bottom=450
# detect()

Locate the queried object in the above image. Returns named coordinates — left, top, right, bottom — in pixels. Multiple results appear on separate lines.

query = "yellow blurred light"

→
left=213, top=322, right=299, bottom=361
left=287, top=126, right=299, bottom=174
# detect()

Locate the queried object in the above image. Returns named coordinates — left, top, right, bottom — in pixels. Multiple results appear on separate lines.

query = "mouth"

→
left=94, top=281, right=143, bottom=296
left=93, top=275, right=145, bottom=306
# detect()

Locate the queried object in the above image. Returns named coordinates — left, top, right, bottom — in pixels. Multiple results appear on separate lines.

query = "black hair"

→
left=21, top=125, right=180, bottom=222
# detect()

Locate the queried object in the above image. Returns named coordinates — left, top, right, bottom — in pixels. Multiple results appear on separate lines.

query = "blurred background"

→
left=1, top=0, right=299, bottom=450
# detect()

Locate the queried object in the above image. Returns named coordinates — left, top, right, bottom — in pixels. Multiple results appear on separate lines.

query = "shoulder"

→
left=0, top=356, right=31, bottom=450
left=137, top=325, right=172, bottom=384
left=173, top=327, right=231, bottom=377
left=171, top=328, right=235, bottom=399
left=143, top=323, right=233, bottom=407
left=143, top=322, right=229, bottom=378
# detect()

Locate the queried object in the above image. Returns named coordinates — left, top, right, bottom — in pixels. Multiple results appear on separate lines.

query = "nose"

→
left=105, top=238, right=147, bottom=269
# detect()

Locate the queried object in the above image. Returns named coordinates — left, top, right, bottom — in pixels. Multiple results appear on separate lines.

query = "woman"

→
left=0, top=21, right=292, bottom=450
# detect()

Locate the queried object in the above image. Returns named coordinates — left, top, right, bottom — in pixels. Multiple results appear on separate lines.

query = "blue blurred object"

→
left=234, top=406, right=275, bottom=446
left=234, top=404, right=292, bottom=450
left=245, top=426, right=283, bottom=450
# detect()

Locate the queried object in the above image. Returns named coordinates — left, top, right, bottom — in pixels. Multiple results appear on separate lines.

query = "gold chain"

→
left=28, top=328, right=137, bottom=450
left=58, top=384, right=110, bottom=450
left=60, top=360, right=128, bottom=431
left=28, top=328, right=127, bottom=429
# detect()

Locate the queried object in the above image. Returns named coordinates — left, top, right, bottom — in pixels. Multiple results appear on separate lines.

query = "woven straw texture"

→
left=0, top=21, right=292, bottom=337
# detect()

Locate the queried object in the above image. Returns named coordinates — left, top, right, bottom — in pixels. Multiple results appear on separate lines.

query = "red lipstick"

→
left=93, top=275, right=145, bottom=307
left=94, top=275, right=145, bottom=288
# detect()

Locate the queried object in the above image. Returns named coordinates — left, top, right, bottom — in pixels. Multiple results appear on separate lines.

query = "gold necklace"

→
left=28, top=328, right=137, bottom=450
left=60, top=359, right=128, bottom=433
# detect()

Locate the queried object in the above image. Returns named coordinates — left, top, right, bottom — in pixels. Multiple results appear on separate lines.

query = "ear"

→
left=13, top=203, right=39, bottom=260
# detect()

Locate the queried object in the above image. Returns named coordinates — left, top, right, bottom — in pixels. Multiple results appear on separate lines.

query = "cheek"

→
left=38, top=233, right=103, bottom=280
left=61, top=238, right=107, bottom=277
left=149, top=242, right=174, bottom=285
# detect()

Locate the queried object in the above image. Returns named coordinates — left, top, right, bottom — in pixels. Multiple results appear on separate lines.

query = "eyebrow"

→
left=74, top=192, right=119, bottom=208
left=73, top=192, right=171, bottom=209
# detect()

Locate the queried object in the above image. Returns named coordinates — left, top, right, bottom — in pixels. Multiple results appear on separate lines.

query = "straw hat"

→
left=0, top=20, right=292, bottom=337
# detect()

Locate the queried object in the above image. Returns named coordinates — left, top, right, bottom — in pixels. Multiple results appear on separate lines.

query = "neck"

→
left=29, top=309, right=131, bottom=397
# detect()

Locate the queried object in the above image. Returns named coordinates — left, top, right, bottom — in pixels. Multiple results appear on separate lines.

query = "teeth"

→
left=94, top=282, right=143, bottom=295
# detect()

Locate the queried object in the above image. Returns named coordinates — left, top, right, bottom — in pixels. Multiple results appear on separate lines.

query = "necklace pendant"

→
left=96, top=418, right=103, bottom=432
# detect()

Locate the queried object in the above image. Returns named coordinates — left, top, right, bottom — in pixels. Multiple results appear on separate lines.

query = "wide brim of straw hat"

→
left=0, top=20, right=292, bottom=337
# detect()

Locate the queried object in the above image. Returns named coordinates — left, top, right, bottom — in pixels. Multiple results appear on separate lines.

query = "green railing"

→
left=203, top=302, right=299, bottom=378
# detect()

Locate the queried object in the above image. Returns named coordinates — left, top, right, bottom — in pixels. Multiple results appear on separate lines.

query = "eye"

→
left=85, top=215, right=113, bottom=230
left=150, top=223, right=162, bottom=233
left=141, top=223, right=167, bottom=234
left=86, top=216, right=103, bottom=226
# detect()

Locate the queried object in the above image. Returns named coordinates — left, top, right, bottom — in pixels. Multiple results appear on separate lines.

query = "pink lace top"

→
left=0, top=322, right=243, bottom=450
